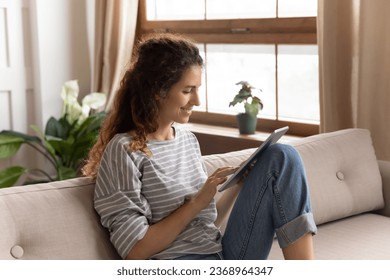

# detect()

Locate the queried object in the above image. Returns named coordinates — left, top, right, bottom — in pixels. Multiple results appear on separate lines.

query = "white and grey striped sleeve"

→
left=94, top=136, right=151, bottom=259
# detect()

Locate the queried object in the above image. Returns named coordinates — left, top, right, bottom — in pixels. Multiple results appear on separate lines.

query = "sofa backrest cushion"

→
left=203, top=128, right=384, bottom=226
left=0, top=177, right=120, bottom=260
left=292, top=128, right=383, bottom=225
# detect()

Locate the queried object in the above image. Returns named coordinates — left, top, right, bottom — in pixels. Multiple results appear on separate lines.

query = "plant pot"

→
left=236, top=113, right=257, bottom=134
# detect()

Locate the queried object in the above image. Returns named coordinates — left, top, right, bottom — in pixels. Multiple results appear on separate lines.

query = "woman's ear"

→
left=157, top=90, right=168, bottom=100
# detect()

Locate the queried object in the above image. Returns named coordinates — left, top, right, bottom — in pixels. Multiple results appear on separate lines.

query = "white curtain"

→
left=318, top=0, right=390, bottom=160
left=93, top=0, right=139, bottom=110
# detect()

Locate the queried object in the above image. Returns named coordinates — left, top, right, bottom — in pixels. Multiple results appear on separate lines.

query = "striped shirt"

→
left=94, top=126, right=222, bottom=259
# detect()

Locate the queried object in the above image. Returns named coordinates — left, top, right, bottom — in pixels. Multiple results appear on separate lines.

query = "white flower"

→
left=77, top=93, right=107, bottom=124
left=59, top=80, right=107, bottom=125
left=66, top=101, right=82, bottom=125
left=61, top=80, right=80, bottom=121
left=82, top=92, right=107, bottom=110
left=61, top=80, right=79, bottom=105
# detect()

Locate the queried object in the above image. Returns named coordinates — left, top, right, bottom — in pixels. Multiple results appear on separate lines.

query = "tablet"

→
left=218, top=126, right=289, bottom=192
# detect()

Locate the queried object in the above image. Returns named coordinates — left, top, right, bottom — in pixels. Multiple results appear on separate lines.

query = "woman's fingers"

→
left=209, top=166, right=238, bottom=186
left=211, top=166, right=238, bottom=179
left=194, top=166, right=239, bottom=210
left=208, top=175, right=228, bottom=185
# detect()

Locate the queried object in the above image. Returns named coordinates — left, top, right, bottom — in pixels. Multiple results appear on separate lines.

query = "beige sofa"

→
left=1, top=128, right=390, bottom=260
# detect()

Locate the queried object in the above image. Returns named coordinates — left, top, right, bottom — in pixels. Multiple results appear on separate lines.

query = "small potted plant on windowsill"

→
left=229, top=81, right=263, bottom=134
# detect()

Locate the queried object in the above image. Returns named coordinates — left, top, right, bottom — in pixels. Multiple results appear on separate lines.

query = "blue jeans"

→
left=222, top=143, right=317, bottom=259
left=175, top=144, right=317, bottom=260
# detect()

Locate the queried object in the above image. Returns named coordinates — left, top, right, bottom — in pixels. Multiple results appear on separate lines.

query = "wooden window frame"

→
left=137, top=0, right=319, bottom=136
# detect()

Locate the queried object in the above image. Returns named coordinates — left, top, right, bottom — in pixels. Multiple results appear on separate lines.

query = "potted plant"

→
left=0, top=80, right=107, bottom=188
left=229, top=81, right=263, bottom=134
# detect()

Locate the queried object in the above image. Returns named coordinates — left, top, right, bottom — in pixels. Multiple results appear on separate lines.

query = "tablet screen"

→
left=218, top=126, right=289, bottom=192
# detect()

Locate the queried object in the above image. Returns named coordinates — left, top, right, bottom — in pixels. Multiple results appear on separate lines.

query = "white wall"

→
left=0, top=0, right=94, bottom=171
left=30, top=0, right=93, bottom=129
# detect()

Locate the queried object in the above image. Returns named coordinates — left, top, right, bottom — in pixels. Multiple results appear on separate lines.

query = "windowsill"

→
left=180, top=123, right=303, bottom=155
left=183, top=123, right=302, bottom=143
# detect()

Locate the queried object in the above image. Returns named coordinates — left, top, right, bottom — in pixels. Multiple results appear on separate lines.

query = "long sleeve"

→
left=94, top=135, right=151, bottom=259
left=93, top=129, right=222, bottom=259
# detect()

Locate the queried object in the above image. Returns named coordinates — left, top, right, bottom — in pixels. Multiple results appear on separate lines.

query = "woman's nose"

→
left=191, top=90, right=201, bottom=106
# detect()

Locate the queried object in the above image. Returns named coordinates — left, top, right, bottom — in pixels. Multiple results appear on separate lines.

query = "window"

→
left=139, top=0, right=319, bottom=136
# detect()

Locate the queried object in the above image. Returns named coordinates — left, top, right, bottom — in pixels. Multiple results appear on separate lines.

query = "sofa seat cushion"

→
left=0, top=177, right=119, bottom=260
left=268, top=213, right=390, bottom=259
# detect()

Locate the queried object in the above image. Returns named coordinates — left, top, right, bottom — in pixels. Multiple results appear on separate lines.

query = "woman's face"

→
left=158, top=65, right=202, bottom=125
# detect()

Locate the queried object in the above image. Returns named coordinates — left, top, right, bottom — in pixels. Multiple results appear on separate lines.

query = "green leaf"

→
left=237, top=88, right=252, bottom=98
left=45, top=117, right=68, bottom=139
left=244, top=101, right=261, bottom=116
left=30, top=124, right=45, bottom=139
left=252, top=96, right=264, bottom=110
left=73, top=112, right=106, bottom=137
left=58, top=165, right=76, bottom=180
left=229, top=95, right=246, bottom=107
left=60, top=112, right=105, bottom=169
left=0, top=130, right=41, bottom=143
left=30, top=125, right=57, bottom=158
left=68, top=133, right=99, bottom=167
left=0, top=133, right=25, bottom=158
left=229, top=89, right=252, bottom=107
left=47, top=135, right=74, bottom=156
left=0, top=166, right=27, bottom=188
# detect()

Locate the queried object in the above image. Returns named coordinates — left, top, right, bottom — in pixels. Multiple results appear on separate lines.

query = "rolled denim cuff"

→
left=275, top=212, right=317, bottom=249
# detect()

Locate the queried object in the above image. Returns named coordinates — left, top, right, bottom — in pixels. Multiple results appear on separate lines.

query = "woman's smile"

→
left=180, top=106, right=193, bottom=114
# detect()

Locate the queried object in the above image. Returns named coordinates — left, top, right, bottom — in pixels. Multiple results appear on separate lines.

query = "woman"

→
left=82, top=33, right=317, bottom=260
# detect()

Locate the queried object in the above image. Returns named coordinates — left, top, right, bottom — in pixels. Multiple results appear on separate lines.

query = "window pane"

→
left=146, top=0, right=317, bottom=20
left=278, top=0, right=317, bottom=17
left=204, top=44, right=276, bottom=119
left=196, top=44, right=207, bottom=112
left=206, top=0, right=276, bottom=19
left=146, top=0, right=205, bottom=20
left=277, top=45, right=319, bottom=123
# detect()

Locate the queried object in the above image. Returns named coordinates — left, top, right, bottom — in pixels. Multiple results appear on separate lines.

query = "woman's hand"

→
left=192, top=166, right=238, bottom=210
left=126, top=167, right=237, bottom=260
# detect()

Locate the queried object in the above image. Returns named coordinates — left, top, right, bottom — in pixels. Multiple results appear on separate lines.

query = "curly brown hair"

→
left=82, top=33, right=204, bottom=177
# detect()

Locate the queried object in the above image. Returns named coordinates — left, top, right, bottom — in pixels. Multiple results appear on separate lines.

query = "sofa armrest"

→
left=376, top=160, right=390, bottom=217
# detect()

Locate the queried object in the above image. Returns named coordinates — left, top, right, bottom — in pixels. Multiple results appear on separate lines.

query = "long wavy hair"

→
left=82, top=33, right=204, bottom=177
